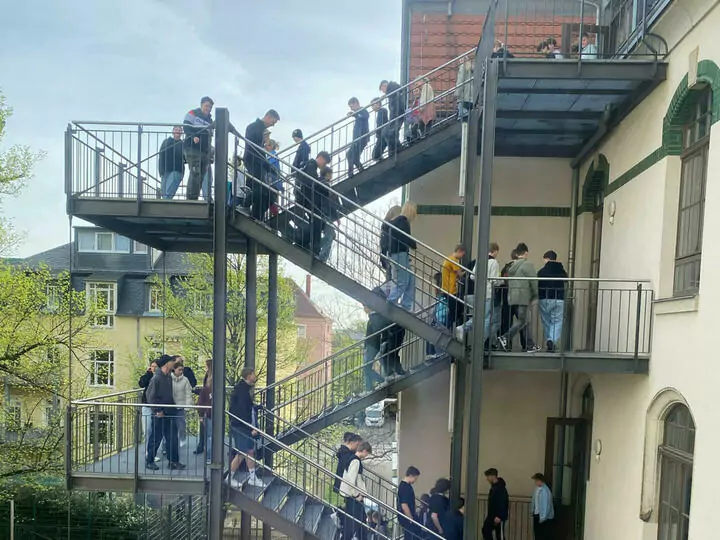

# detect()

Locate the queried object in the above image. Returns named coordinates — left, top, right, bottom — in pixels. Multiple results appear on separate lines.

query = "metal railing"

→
left=477, top=496, right=533, bottom=540
left=68, top=399, right=209, bottom=478
left=464, top=276, right=653, bottom=357
left=480, top=0, right=665, bottom=61
left=272, top=48, right=475, bottom=184
left=231, top=130, right=474, bottom=330
left=256, top=303, right=442, bottom=424
left=226, top=412, right=444, bottom=540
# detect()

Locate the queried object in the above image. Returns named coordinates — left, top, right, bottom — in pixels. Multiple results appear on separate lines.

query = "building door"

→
left=585, top=208, right=603, bottom=350
left=544, top=418, right=590, bottom=540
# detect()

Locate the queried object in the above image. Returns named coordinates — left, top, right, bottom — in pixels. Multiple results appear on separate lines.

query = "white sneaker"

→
left=247, top=471, right=265, bottom=488
left=229, top=477, right=242, bottom=489
left=154, top=456, right=161, bottom=462
left=455, top=326, right=464, bottom=341
left=179, top=439, right=187, bottom=448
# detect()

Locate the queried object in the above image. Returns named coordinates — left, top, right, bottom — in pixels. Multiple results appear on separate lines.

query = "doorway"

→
left=544, top=417, right=591, bottom=540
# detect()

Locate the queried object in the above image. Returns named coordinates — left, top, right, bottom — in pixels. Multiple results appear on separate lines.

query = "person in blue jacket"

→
left=531, top=473, right=555, bottom=540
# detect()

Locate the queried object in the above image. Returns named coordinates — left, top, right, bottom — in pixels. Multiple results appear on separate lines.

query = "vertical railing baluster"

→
left=136, top=124, right=143, bottom=205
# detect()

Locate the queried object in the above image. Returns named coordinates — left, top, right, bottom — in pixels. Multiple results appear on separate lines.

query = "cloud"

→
left=1, top=0, right=401, bottom=261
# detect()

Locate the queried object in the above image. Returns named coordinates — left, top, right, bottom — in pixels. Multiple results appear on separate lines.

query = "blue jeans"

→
left=483, top=298, right=501, bottom=342
left=161, top=170, right=183, bottom=199
left=363, top=343, right=384, bottom=391
left=539, top=299, right=564, bottom=345
left=318, top=223, right=335, bottom=263
left=388, top=252, right=416, bottom=311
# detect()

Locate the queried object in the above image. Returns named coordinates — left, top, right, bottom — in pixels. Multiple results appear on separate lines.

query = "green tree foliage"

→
left=0, top=264, right=94, bottom=477
left=159, top=253, right=304, bottom=386
left=0, top=91, right=45, bottom=254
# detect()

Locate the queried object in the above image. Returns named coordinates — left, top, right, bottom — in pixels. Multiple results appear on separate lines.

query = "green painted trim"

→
left=663, top=59, right=720, bottom=155
left=606, top=146, right=668, bottom=196
left=417, top=205, right=571, bottom=217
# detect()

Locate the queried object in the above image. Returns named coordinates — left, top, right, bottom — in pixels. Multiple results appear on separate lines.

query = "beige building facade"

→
left=398, top=1, right=718, bottom=538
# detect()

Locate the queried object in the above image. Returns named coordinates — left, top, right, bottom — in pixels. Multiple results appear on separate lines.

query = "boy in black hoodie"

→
left=371, top=98, right=389, bottom=161
left=537, top=250, right=568, bottom=352
left=482, top=468, right=509, bottom=540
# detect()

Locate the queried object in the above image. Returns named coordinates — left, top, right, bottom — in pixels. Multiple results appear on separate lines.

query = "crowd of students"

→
left=140, top=356, right=265, bottom=487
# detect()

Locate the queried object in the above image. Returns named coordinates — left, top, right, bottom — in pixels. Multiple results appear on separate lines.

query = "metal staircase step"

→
left=262, top=480, right=292, bottom=512
left=279, top=490, right=307, bottom=524
left=302, top=502, right=326, bottom=534
left=315, top=511, right=340, bottom=540
left=243, top=473, right=273, bottom=501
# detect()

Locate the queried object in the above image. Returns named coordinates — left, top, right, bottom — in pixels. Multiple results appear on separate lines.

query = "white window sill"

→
left=653, top=294, right=699, bottom=315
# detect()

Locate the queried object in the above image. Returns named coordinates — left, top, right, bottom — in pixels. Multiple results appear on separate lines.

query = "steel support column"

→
left=450, top=104, right=480, bottom=503
left=241, top=237, right=258, bottom=538
left=463, top=59, right=498, bottom=540
left=263, top=252, right=278, bottom=540
left=209, top=108, right=230, bottom=540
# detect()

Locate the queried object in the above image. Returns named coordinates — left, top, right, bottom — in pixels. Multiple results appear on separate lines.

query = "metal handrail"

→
left=233, top=131, right=475, bottom=279
left=227, top=411, right=444, bottom=540
left=73, top=388, right=142, bottom=403
left=258, top=301, right=438, bottom=397
left=276, top=48, right=475, bottom=159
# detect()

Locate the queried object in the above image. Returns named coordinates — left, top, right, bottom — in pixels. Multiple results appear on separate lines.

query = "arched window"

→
left=657, top=404, right=695, bottom=540
left=674, top=87, right=712, bottom=296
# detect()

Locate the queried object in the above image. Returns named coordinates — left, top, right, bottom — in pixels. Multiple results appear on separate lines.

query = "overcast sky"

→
left=1, top=0, right=402, bottom=318
left=1, top=0, right=402, bottom=257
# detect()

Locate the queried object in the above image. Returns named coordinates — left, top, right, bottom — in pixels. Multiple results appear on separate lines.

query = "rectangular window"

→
left=96, top=232, right=114, bottom=252
left=149, top=287, right=162, bottom=312
left=134, top=241, right=148, bottom=254
left=89, top=350, right=115, bottom=387
left=297, top=324, right=307, bottom=339
left=46, top=283, right=60, bottom=311
left=87, top=282, right=117, bottom=328
left=5, top=404, right=21, bottom=432
left=674, top=89, right=711, bottom=297
left=114, top=235, right=131, bottom=253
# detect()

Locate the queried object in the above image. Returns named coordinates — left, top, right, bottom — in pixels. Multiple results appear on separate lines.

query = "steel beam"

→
left=464, top=58, right=498, bottom=540
left=499, top=87, right=632, bottom=95
left=209, top=108, right=230, bottom=540
left=242, top=237, right=258, bottom=539
left=496, top=110, right=601, bottom=120
left=498, top=59, right=667, bottom=80
left=71, top=475, right=206, bottom=495
left=263, top=252, right=279, bottom=540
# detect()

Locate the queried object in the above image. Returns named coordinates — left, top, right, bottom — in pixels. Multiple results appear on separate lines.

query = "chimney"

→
left=305, top=275, right=312, bottom=298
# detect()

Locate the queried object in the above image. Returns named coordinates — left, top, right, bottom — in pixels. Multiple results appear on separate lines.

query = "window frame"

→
left=149, top=286, right=162, bottom=313
left=5, top=403, right=22, bottom=433
left=133, top=240, right=148, bottom=254
left=46, top=283, right=61, bottom=311
left=297, top=324, right=307, bottom=339
left=673, top=88, right=712, bottom=297
left=656, top=404, right=695, bottom=540
left=86, top=282, right=117, bottom=328
left=88, top=349, right=116, bottom=387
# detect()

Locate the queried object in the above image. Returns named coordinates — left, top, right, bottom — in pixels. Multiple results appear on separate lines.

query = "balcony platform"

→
left=492, top=58, right=667, bottom=159
left=70, top=435, right=207, bottom=494
left=68, top=198, right=267, bottom=253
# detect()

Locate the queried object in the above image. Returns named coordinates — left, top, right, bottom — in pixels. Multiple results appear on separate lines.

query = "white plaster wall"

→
left=398, top=370, right=562, bottom=498
left=578, top=1, right=720, bottom=538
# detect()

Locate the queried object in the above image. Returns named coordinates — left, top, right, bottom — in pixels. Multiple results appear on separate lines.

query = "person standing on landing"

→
left=482, top=468, right=509, bottom=540
left=531, top=473, right=555, bottom=540
left=171, top=361, right=193, bottom=448
left=183, top=97, right=214, bottom=201
left=159, top=125, right=185, bottom=199
left=387, top=201, right=418, bottom=311
left=498, top=243, right=540, bottom=352
left=537, top=250, right=568, bottom=352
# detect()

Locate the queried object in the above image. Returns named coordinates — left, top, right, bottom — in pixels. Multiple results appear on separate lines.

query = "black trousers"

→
left=372, top=132, right=387, bottom=160
left=146, top=414, right=179, bottom=464
left=251, top=180, right=271, bottom=220
left=195, top=417, right=205, bottom=452
left=344, top=497, right=367, bottom=540
left=481, top=518, right=505, bottom=540
left=347, top=139, right=368, bottom=174
left=533, top=515, right=553, bottom=540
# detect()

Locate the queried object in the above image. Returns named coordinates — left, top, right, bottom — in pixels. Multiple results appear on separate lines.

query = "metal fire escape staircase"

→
left=225, top=412, right=441, bottom=540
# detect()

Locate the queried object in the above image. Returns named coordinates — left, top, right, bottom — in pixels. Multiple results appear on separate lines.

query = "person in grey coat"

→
left=498, top=243, right=540, bottom=352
